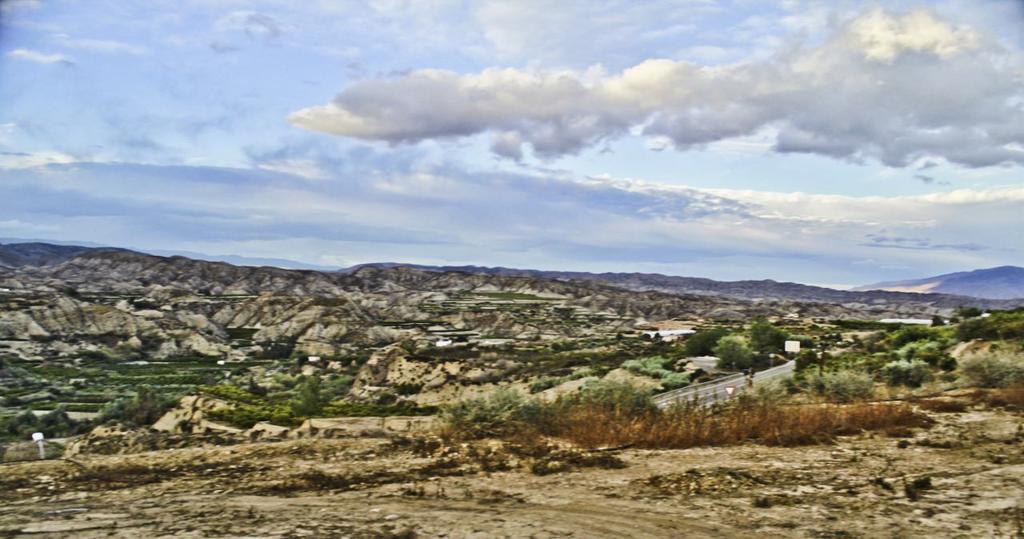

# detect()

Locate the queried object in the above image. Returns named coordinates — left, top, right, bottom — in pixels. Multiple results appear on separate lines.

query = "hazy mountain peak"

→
left=854, top=266, right=1024, bottom=300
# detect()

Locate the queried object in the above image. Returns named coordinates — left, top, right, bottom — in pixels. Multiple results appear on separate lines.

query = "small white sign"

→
left=31, top=432, right=44, bottom=442
left=725, top=386, right=735, bottom=396
left=784, top=340, right=801, bottom=353
left=217, top=360, right=226, bottom=365
left=308, top=356, right=321, bottom=362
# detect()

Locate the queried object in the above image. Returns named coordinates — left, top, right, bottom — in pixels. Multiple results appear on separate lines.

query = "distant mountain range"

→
left=3, top=241, right=1021, bottom=306
left=0, top=239, right=333, bottom=271
left=343, top=263, right=1021, bottom=308
left=853, top=266, right=1024, bottom=300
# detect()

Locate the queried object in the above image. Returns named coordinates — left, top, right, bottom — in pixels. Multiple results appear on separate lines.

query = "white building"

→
left=435, top=338, right=454, bottom=347
left=642, top=328, right=696, bottom=341
left=879, top=318, right=933, bottom=326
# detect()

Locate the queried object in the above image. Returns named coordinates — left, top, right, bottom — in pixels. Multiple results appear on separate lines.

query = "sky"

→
left=0, top=0, right=1022, bottom=287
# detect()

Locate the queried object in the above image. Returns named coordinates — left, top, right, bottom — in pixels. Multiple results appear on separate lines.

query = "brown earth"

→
left=1, top=405, right=1022, bottom=538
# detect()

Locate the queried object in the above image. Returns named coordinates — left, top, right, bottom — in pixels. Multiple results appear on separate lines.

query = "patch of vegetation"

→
left=473, top=291, right=552, bottom=301
left=441, top=382, right=929, bottom=449
left=96, top=386, right=181, bottom=427
left=958, top=352, right=1024, bottom=388
left=749, top=320, right=788, bottom=355
left=321, top=401, right=437, bottom=417
left=881, top=359, right=932, bottom=388
left=620, top=356, right=690, bottom=390
left=226, top=327, right=259, bottom=340
left=714, top=336, right=755, bottom=370
left=957, top=309, right=1024, bottom=341
left=0, top=406, right=87, bottom=441
left=684, top=328, right=730, bottom=357
left=801, top=369, right=875, bottom=402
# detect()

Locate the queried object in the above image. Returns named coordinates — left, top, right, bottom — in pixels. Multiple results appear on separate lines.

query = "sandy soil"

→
left=1, top=406, right=1022, bottom=538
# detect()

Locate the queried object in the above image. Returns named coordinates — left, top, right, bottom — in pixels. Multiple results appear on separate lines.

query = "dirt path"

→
left=1, top=406, right=1022, bottom=538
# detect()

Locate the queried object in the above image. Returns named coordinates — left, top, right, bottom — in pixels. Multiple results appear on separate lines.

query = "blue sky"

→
left=1, top=0, right=1022, bottom=286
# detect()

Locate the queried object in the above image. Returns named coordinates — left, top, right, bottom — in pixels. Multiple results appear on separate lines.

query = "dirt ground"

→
left=1, top=405, right=1022, bottom=538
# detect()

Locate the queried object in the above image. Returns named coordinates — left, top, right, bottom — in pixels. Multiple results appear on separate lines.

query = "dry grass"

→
left=440, top=382, right=934, bottom=449
left=539, top=400, right=931, bottom=449
left=913, top=399, right=970, bottom=413
left=980, top=384, right=1024, bottom=410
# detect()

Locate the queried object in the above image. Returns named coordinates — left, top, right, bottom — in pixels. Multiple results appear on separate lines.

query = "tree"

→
left=713, top=336, right=755, bottom=370
left=684, top=328, right=730, bottom=357
left=749, top=320, right=787, bottom=355
left=794, top=349, right=821, bottom=373
left=291, top=376, right=324, bottom=417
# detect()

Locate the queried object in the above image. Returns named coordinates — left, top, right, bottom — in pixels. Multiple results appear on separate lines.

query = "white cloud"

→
left=290, top=8, right=1024, bottom=168
left=256, top=158, right=326, bottom=180
left=6, top=48, right=72, bottom=64
left=845, top=8, right=980, bottom=62
left=56, top=36, right=147, bottom=55
left=2, top=158, right=1020, bottom=282
left=0, top=151, right=76, bottom=169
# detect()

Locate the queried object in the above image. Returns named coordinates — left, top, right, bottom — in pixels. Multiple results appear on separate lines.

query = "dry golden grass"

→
left=539, top=400, right=931, bottom=449
left=982, top=384, right=1024, bottom=410
left=913, top=399, right=970, bottom=413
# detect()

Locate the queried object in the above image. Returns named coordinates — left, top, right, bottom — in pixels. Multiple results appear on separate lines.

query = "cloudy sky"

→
left=1, top=0, right=1022, bottom=286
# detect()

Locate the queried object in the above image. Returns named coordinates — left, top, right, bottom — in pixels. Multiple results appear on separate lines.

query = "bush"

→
left=684, top=328, right=730, bottom=357
left=804, top=369, right=875, bottom=402
left=97, top=386, right=179, bottom=427
left=1, top=406, right=83, bottom=440
left=622, top=356, right=673, bottom=378
left=290, top=376, right=324, bottom=417
left=881, top=360, right=932, bottom=388
left=956, top=310, right=1024, bottom=341
left=795, top=350, right=822, bottom=372
left=620, top=357, right=690, bottom=389
left=208, top=403, right=299, bottom=428
left=440, top=389, right=538, bottom=438
left=958, top=353, right=1024, bottom=388
left=889, top=326, right=936, bottom=348
left=897, top=340, right=954, bottom=369
left=749, top=320, right=787, bottom=355
left=714, top=336, right=755, bottom=370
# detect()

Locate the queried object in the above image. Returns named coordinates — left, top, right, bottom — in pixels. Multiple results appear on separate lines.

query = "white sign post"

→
left=31, top=432, right=45, bottom=459
left=784, top=340, right=801, bottom=354
left=725, top=386, right=736, bottom=398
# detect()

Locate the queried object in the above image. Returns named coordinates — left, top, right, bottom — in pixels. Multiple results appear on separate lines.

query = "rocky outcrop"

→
left=0, top=297, right=155, bottom=340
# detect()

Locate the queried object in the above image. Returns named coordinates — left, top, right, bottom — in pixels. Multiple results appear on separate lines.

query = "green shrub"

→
left=881, top=360, right=932, bottom=388
left=198, top=384, right=266, bottom=405
left=208, top=403, right=300, bottom=428
left=1, top=406, right=83, bottom=440
left=529, top=376, right=560, bottom=393
left=957, top=311, right=1024, bottom=341
left=620, top=357, right=690, bottom=389
left=889, top=326, right=937, bottom=348
left=714, top=336, right=755, bottom=370
left=622, top=356, right=672, bottom=378
left=569, top=380, right=656, bottom=416
left=290, top=376, right=324, bottom=417
left=440, top=389, right=538, bottom=438
left=660, top=372, right=692, bottom=391
left=684, top=328, right=730, bottom=356
left=749, top=320, right=788, bottom=355
left=804, top=370, right=875, bottom=402
left=795, top=350, right=822, bottom=372
left=958, top=353, right=1024, bottom=388
left=97, top=386, right=180, bottom=427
